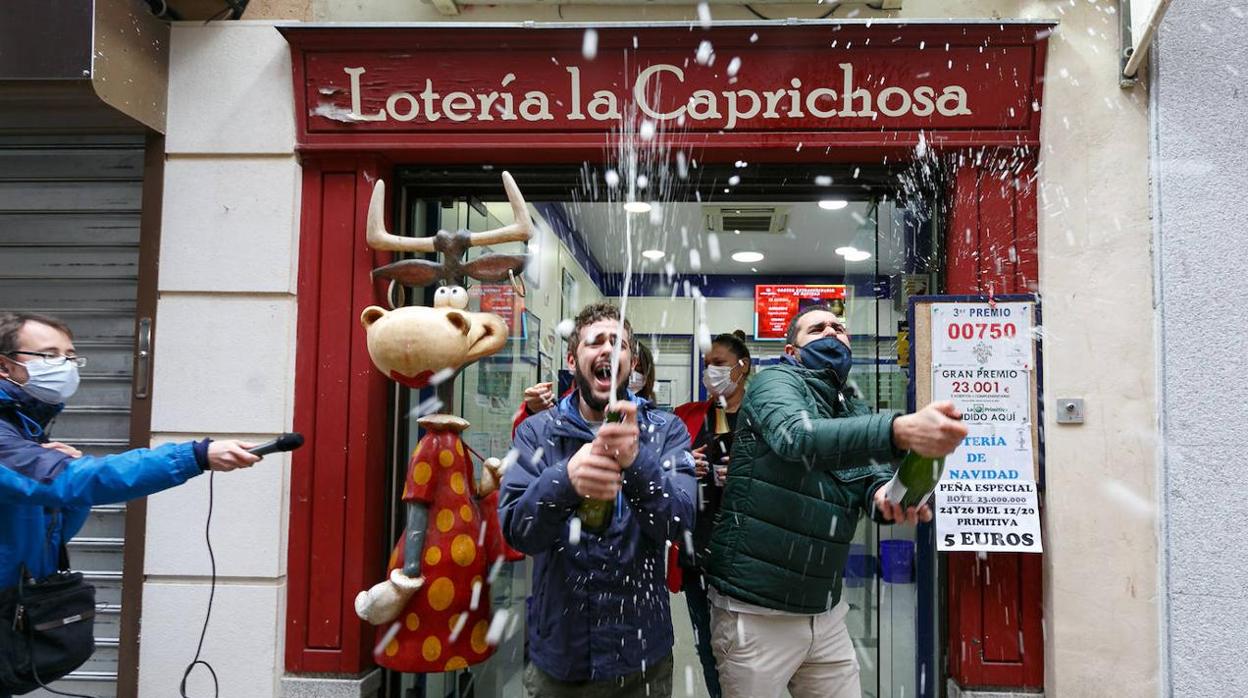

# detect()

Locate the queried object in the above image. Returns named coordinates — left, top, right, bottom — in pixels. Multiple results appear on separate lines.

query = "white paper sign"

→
left=940, top=423, right=1034, bottom=481
left=932, top=365, right=1031, bottom=425
left=935, top=480, right=1042, bottom=553
left=930, top=302, right=1033, bottom=369
left=932, top=363, right=1034, bottom=480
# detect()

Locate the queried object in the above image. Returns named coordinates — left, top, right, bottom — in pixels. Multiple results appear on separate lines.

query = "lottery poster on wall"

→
left=914, top=297, right=1044, bottom=554
left=929, top=302, right=1033, bottom=369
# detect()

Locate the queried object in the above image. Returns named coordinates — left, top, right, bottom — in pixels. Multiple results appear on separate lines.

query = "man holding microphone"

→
left=0, top=311, right=260, bottom=592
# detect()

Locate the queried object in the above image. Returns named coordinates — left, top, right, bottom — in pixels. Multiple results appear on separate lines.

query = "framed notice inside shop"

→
left=908, top=294, right=1044, bottom=554
left=753, top=284, right=848, bottom=340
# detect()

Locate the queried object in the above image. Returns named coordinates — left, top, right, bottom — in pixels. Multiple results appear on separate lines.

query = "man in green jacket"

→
left=705, top=305, right=967, bottom=698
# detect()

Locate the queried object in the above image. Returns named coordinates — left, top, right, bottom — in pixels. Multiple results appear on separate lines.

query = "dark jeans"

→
left=683, top=568, right=723, bottom=698
left=524, top=653, right=673, bottom=698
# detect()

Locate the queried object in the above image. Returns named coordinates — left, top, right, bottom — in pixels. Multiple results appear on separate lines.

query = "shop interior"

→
left=384, top=162, right=944, bottom=698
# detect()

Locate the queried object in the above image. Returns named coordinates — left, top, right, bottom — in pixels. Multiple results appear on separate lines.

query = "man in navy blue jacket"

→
left=500, top=302, right=696, bottom=697
left=0, top=312, right=259, bottom=591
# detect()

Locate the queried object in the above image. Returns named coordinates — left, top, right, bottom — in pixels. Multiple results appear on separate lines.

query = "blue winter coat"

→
left=0, top=383, right=203, bottom=589
left=499, top=392, right=696, bottom=682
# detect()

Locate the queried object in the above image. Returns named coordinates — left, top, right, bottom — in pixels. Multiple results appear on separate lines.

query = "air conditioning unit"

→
left=704, top=205, right=790, bottom=235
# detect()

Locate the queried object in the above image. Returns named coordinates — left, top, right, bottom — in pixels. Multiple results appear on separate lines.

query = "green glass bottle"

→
left=576, top=409, right=622, bottom=534
left=883, top=451, right=946, bottom=509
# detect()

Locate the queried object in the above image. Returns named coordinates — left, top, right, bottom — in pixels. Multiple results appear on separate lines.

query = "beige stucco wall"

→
left=152, top=1, right=1157, bottom=695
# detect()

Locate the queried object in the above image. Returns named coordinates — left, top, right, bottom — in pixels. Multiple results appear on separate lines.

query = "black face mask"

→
left=798, top=336, right=853, bottom=384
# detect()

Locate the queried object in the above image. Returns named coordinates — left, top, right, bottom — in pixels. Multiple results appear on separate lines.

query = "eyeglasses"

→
left=5, top=351, right=88, bottom=368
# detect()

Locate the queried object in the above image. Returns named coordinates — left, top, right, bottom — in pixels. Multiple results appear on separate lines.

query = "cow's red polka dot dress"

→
left=373, top=416, right=520, bottom=673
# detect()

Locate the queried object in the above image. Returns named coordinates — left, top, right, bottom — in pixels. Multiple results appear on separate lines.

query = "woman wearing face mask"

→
left=512, top=340, right=655, bottom=437
left=670, top=330, right=751, bottom=698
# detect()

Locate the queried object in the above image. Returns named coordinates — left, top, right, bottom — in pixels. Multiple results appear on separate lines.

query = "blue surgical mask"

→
left=797, top=336, right=852, bottom=385
left=10, top=358, right=80, bottom=404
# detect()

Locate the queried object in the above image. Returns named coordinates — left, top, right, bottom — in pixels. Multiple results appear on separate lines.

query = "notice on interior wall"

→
left=935, top=480, right=1042, bottom=553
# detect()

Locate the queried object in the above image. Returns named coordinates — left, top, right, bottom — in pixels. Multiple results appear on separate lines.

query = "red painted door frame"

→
left=286, top=156, right=395, bottom=673
left=280, top=24, right=1050, bottom=682
left=944, top=161, right=1044, bottom=689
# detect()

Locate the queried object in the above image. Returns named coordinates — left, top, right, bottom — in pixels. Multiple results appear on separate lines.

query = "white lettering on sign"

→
left=339, top=63, right=972, bottom=129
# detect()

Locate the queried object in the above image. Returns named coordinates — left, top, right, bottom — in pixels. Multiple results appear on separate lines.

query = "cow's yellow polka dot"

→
left=422, top=636, right=442, bottom=662
left=471, top=575, right=483, bottom=589
left=459, top=504, right=473, bottom=522
left=405, top=613, right=420, bottom=631
left=428, top=577, right=455, bottom=611
left=451, top=534, right=477, bottom=567
left=470, top=620, right=490, bottom=654
left=455, top=440, right=464, bottom=456
left=439, top=450, right=455, bottom=468
left=411, top=462, right=432, bottom=486
left=445, top=656, right=468, bottom=671
left=450, top=472, right=466, bottom=495
left=436, top=509, right=455, bottom=532
left=385, top=638, right=400, bottom=657
left=425, top=547, right=442, bottom=566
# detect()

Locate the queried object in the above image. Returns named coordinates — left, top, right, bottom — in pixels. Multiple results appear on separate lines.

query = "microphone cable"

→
left=179, top=469, right=219, bottom=698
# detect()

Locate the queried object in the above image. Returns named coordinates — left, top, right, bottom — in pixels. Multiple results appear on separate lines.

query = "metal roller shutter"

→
left=0, top=134, right=146, bottom=698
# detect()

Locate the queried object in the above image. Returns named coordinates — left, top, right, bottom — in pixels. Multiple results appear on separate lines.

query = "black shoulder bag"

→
left=0, top=544, right=96, bottom=696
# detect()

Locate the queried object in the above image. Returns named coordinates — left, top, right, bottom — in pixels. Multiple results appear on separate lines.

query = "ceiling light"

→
left=731, top=251, right=765, bottom=263
left=819, top=199, right=849, bottom=211
left=623, top=201, right=652, bottom=213
left=843, top=249, right=872, bottom=262
left=641, top=249, right=665, bottom=260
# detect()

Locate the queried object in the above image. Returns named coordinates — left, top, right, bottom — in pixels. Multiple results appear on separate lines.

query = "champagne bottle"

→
left=883, top=451, right=946, bottom=509
left=577, top=409, right=622, bottom=534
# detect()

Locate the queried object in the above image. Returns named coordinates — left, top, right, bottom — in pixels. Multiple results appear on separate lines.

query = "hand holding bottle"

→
left=873, top=487, right=933, bottom=526
left=891, top=401, right=968, bottom=457
left=595, top=400, right=639, bottom=469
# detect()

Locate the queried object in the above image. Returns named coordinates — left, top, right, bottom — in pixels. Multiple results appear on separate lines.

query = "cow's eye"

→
left=433, top=286, right=452, bottom=308
left=448, top=286, right=469, bottom=310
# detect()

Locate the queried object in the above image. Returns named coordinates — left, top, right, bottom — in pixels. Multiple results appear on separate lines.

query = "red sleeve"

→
left=673, top=400, right=711, bottom=442
left=510, top=403, right=533, bottom=440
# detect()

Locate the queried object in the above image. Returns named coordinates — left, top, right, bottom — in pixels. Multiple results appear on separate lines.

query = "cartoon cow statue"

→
left=353, top=172, right=528, bottom=673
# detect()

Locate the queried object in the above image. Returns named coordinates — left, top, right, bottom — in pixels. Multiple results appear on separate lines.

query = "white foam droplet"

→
left=604, top=169, right=620, bottom=187
left=557, top=318, right=576, bottom=339
left=374, top=622, right=401, bottom=657
left=582, top=28, right=599, bottom=60
left=697, top=2, right=712, bottom=28
left=727, top=56, right=741, bottom=77
left=640, top=120, right=656, bottom=140
left=696, top=41, right=714, bottom=66
left=449, top=612, right=469, bottom=642
left=485, top=609, right=510, bottom=646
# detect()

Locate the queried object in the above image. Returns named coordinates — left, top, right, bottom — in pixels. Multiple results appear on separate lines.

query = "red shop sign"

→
left=281, top=22, right=1051, bottom=158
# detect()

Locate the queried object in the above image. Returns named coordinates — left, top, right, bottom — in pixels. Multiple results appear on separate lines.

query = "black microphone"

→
left=247, top=432, right=305, bottom=457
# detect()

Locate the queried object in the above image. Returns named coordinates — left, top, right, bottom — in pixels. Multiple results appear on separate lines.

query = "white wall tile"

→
left=151, top=295, right=295, bottom=434
left=138, top=582, right=284, bottom=698
left=167, top=23, right=295, bottom=155
left=161, top=157, right=300, bottom=294
left=145, top=435, right=289, bottom=579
